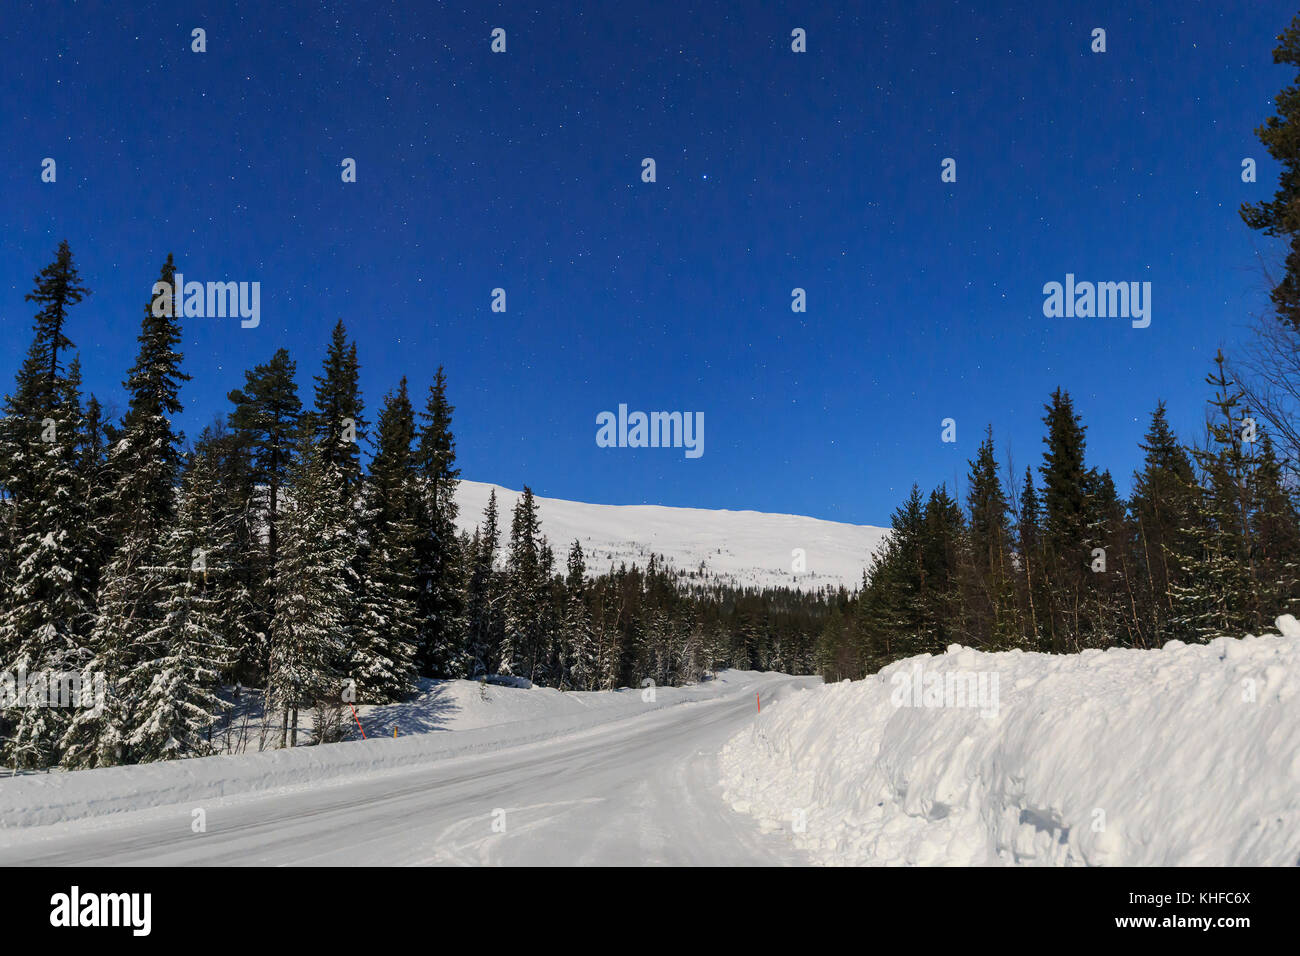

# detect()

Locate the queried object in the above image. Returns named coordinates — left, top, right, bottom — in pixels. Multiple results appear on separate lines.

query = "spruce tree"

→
left=1130, top=402, right=1197, bottom=644
left=187, top=422, right=262, bottom=684
left=502, top=487, right=544, bottom=679
left=20, top=239, right=89, bottom=409
left=1249, top=433, right=1300, bottom=618
left=1, top=363, right=94, bottom=768
left=1014, top=466, right=1046, bottom=650
left=1040, top=389, right=1089, bottom=556
left=1039, top=388, right=1090, bottom=651
left=66, top=256, right=191, bottom=767
left=268, top=433, right=352, bottom=746
left=964, top=426, right=1018, bottom=647
left=1240, top=11, right=1300, bottom=330
left=112, top=253, right=190, bottom=541
left=77, top=394, right=115, bottom=600
left=1081, top=467, right=1135, bottom=648
left=1170, top=353, right=1258, bottom=640
left=121, top=443, right=232, bottom=761
left=309, top=320, right=366, bottom=498
left=0, top=244, right=95, bottom=768
left=465, top=489, right=503, bottom=676
left=414, top=367, right=465, bottom=676
left=562, top=540, right=597, bottom=690
left=353, top=380, right=420, bottom=702
left=917, top=485, right=963, bottom=654
left=227, top=348, right=301, bottom=671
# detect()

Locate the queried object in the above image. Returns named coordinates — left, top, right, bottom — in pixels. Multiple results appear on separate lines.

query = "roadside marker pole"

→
left=757, top=693, right=760, bottom=713
left=349, top=703, right=367, bottom=739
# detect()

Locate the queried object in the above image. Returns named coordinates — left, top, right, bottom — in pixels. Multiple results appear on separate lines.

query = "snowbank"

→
left=0, top=670, right=766, bottom=830
left=721, top=626, right=1300, bottom=865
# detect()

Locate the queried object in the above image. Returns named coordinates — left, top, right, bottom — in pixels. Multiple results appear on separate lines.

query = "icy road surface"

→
left=0, top=674, right=818, bottom=866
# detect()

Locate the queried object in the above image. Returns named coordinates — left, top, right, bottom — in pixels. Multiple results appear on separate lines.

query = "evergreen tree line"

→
left=0, top=244, right=822, bottom=770
left=817, top=369, right=1300, bottom=681
left=816, top=10, right=1300, bottom=683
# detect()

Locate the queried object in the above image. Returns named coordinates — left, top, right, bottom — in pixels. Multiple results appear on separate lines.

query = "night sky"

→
left=2, top=0, right=1294, bottom=525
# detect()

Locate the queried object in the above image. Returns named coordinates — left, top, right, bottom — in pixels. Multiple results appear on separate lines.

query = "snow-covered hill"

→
left=721, top=621, right=1300, bottom=866
left=454, top=480, right=888, bottom=593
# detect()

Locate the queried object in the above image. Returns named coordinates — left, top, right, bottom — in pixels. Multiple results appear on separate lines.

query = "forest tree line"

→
left=0, top=246, right=823, bottom=770
left=818, top=16, right=1300, bottom=680
left=815, top=375, right=1300, bottom=681
left=9, top=14, right=1300, bottom=768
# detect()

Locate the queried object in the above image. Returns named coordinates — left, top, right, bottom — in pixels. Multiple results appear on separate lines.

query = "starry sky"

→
left=1, top=0, right=1295, bottom=525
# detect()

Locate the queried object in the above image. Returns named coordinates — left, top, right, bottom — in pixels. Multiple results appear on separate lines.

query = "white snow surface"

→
left=0, top=670, right=820, bottom=865
left=455, top=480, right=887, bottom=593
left=721, top=628, right=1300, bottom=866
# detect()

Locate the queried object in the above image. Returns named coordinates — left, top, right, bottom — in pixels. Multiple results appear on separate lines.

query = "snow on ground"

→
left=456, top=480, right=888, bottom=593
left=721, top=624, right=1300, bottom=866
left=0, top=671, right=820, bottom=866
left=0, top=670, right=789, bottom=832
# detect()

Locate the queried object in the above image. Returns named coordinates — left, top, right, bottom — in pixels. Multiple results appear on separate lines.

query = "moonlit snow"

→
left=721, top=623, right=1300, bottom=866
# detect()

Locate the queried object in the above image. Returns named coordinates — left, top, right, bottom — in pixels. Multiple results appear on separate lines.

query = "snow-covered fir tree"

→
left=0, top=243, right=96, bottom=769
left=464, top=489, right=504, bottom=677
left=414, top=367, right=465, bottom=677
left=352, top=379, right=419, bottom=702
left=502, top=487, right=547, bottom=680
left=268, top=432, right=353, bottom=746
left=308, top=319, right=367, bottom=497
left=226, top=346, right=302, bottom=675
left=561, top=540, right=597, bottom=690
left=1, top=364, right=95, bottom=769
left=1171, top=353, right=1278, bottom=640
left=65, top=255, right=190, bottom=768
left=121, top=441, right=232, bottom=761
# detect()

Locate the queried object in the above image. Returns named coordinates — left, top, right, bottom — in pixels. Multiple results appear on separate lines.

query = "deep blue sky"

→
left=2, top=0, right=1294, bottom=525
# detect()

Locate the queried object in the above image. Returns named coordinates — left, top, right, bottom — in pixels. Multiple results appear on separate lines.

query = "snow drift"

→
left=721, top=624, right=1300, bottom=866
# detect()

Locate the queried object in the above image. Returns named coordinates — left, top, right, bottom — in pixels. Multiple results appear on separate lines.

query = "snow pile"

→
left=456, top=481, right=888, bottom=592
left=0, top=670, right=771, bottom=830
left=721, top=626, right=1300, bottom=866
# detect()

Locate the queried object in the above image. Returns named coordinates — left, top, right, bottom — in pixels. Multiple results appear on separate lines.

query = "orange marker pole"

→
left=349, top=704, right=367, bottom=739
left=757, top=693, right=760, bottom=713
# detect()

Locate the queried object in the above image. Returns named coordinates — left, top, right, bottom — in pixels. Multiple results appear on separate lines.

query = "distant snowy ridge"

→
left=454, top=480, right=888, bottom=593
left=721, top=622, right=1300, bottom=866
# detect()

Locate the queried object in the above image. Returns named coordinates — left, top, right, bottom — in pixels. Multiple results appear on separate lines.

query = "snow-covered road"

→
left=0, top=674, right=818, bottom=866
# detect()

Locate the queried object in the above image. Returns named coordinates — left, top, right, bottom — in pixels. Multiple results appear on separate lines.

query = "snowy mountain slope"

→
left=721, top=623, right=1300, bottom=866
left=454, top=480, right=888, bottom=592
